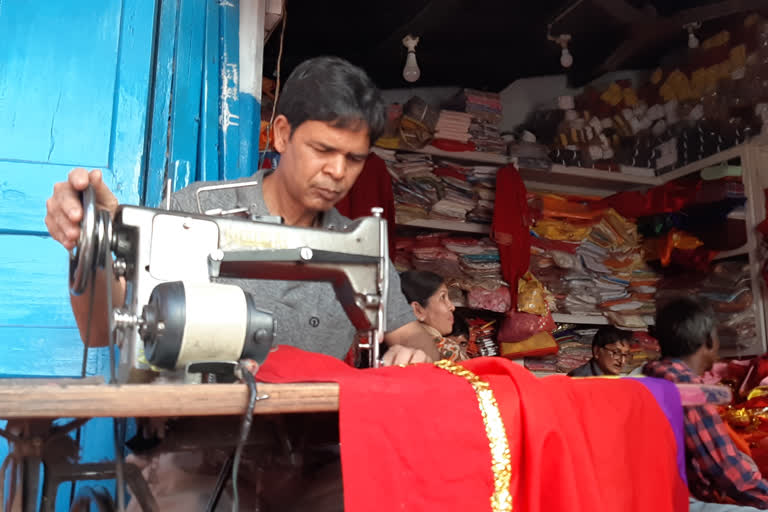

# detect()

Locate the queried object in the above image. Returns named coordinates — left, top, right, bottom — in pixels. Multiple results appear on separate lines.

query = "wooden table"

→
left=0, top=379, right=340, bottom=418
left=0, top=378, right=341, bottom=512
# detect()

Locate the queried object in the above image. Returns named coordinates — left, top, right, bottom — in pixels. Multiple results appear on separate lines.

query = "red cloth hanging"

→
left=256, top=345, right=689, bottom=512
left=492, top=164, right=532, bottom=307
left=335, top=153, right=396, bottom=259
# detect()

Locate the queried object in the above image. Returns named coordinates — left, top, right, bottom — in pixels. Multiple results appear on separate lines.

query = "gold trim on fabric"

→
left=434, top=360, right=513, bottom=512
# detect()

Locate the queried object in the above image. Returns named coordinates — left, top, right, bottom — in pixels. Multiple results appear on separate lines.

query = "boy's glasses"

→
left=602, top=348, right=630, bottom=362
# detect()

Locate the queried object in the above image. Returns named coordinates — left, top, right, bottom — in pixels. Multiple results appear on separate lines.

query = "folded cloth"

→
left=256, top=346, right=689, bottom=512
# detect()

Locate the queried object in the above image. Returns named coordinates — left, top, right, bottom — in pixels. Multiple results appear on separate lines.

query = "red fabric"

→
left=256, top=346, right=688, bottom=512
left=336, top=153, right=396, bottom=259
left=593, top=180, right=701, bottom=218
left=492, top=165, right=531, bottom=308
left=430, top=139, right=476, bottom=152
left=433, top=166, right=467, bottom=181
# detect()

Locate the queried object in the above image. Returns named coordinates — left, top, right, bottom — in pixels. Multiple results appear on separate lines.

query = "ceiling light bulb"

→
left=402, top=34, right=421, bottom=83
left=688, top=32, right=700, bottom=49
left=684, top=22, right=701, bottom=49
left=560, top=47, right=573, bottom=68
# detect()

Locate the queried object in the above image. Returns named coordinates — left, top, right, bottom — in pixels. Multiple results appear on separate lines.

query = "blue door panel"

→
left=0, top=0, right=157, bottom=507
left=0, top=236, right=76, bottom=329
left=0, top=327, right=103, bottom=378
left=0, top=162, right=104, bottom=234
left=0, top=1, right=122, bottom=167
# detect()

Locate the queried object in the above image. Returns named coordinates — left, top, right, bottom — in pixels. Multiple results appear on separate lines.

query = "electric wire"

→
left=258, top=0, right=287, bottom=171
left=231, top=361, right=259, bottom=512
left=70, top=248, right=98, bottom=509
left=103, top=210, right=126, bottom=512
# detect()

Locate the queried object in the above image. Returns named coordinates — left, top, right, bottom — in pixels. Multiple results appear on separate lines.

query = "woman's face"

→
left=418, top=284, right=455, bottom=336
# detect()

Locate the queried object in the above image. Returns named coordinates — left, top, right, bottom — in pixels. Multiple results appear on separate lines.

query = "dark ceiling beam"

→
left=597, top=0, right=768, bottom=74
left=589, top=0, right=656, bottom=24
left=672, top=0, right=768, bottom=25
left=365, top=0, right=437, bottom=52
left=366, top=0, right=464, bottom=57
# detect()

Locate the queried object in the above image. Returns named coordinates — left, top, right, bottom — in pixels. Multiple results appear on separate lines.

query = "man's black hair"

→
left=276, top=56, right=386, bottom=145
left=592, top=325, right=632, bottom=349
left=400, top=270, right=445, bottom=308
left=652, top=297, right=714, bottom=358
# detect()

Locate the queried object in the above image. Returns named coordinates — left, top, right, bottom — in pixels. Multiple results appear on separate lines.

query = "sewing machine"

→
left=69, top=182, right=389, bottom=383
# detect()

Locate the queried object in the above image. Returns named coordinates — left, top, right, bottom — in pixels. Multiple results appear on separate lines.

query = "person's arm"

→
left=687, top=404, right=768, bottom=508
left=45, top=168, right=126, bottom=346
left=384, top=321, right=440, bottom=361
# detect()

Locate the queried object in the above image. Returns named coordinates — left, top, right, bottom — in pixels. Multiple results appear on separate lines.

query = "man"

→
left=45, top=56, right=442, bottom=511
left=45, top=55, right=438, bottom=366
left=644, top=297, right=768, bottom=511
left=567, top=325, right=632, bottom=377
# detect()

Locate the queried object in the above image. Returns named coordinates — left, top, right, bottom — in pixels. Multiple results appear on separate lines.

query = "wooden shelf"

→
left=396, top=218, right=491, bottom=234
left=728, top=207, right=746, bottom=220
left=657, top=145, right=745, bottom=184
left=520, top=164, right=657, bottom=193
left=712, top=244, right=750, bottom=261
left=552, top=312, right=655, bottom=326
left=393, top=145, right=508, bottom=165
left=552, top=313, right=610, bottom=325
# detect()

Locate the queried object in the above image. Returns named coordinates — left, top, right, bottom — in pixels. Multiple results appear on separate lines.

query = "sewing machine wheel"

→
left=69, top=185, right=108, bottom=296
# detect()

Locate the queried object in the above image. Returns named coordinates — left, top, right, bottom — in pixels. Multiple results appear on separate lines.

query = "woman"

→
left=400, top=270, right=469, bottom=362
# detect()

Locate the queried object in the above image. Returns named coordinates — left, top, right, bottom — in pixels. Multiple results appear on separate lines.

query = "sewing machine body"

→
left=94, top=201, right=387, bottom=383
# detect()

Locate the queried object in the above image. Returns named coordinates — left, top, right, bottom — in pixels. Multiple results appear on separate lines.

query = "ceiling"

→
left=263, top=0, right=767, bottom=92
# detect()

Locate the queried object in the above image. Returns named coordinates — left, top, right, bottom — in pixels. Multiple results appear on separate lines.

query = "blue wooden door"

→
left=0, top=0, right=157, bottom=507
left=0, top=0, right=157, bottom=375
left=0, top=0, right=261, bottom=507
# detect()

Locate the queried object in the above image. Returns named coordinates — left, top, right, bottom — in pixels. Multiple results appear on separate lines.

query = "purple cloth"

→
left=628, top=376, right=687, bottom=485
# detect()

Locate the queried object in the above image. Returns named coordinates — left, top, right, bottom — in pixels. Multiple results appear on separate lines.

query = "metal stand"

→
left=0, top=419, right=158, bottom=512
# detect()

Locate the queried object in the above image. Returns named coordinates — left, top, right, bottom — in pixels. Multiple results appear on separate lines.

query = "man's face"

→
left=273, top=117, right=370, bottom=214
left=704, top=329, right=721, bottom=371
left=595, top=340, right=632, bottom=375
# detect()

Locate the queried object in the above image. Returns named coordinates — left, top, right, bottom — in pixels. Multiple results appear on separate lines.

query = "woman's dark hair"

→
left=652, top=297, right=715, bottom=358
left=592, top=326, right=632, bottom=349
left=276, top=56, right=387, bottom=145
left=400, top=270, right=445, bottom=307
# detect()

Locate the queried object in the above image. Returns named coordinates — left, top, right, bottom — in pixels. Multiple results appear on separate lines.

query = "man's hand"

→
left=45, top=168, right=118, bottom=250
left=45, top=168, right=123, bottom=347
left=381, top=344, right=432, bottom=367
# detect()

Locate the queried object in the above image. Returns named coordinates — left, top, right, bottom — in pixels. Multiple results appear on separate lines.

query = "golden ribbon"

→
left=434, top=360, right=513, bottom=512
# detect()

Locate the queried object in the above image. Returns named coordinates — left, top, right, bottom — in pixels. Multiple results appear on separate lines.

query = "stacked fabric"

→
left=656, top=261, right=759, bottom=354
left=462, top=89, right=503, bottom=125
left=529, top=203, right=658, bottom=329
left=395, top=234, right=510, bottom=313
left=442, top=89, right=506, bottom=154
left=552, top=328, right=595, bottom=373
left=382, top=151, right=499, bottom=225
left=434, top=110, right=473, bottom=143
left=524, top=327, right=661, bottom=375
left=469, top=120, right=506, bottom=154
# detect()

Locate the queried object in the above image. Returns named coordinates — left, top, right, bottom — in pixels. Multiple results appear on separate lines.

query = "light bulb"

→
left=403, top=51, right=420, bottom=82
left=402, top=34, right=421, bottom=83
left=560, top=47, right=573, bottom=68
left=688, top=32, right=699, bottom=49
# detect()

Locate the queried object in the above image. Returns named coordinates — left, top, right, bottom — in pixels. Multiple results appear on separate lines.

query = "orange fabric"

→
left=726, top=422, right=754, bottom=458
left=255, top=346, right=688, bottom=512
